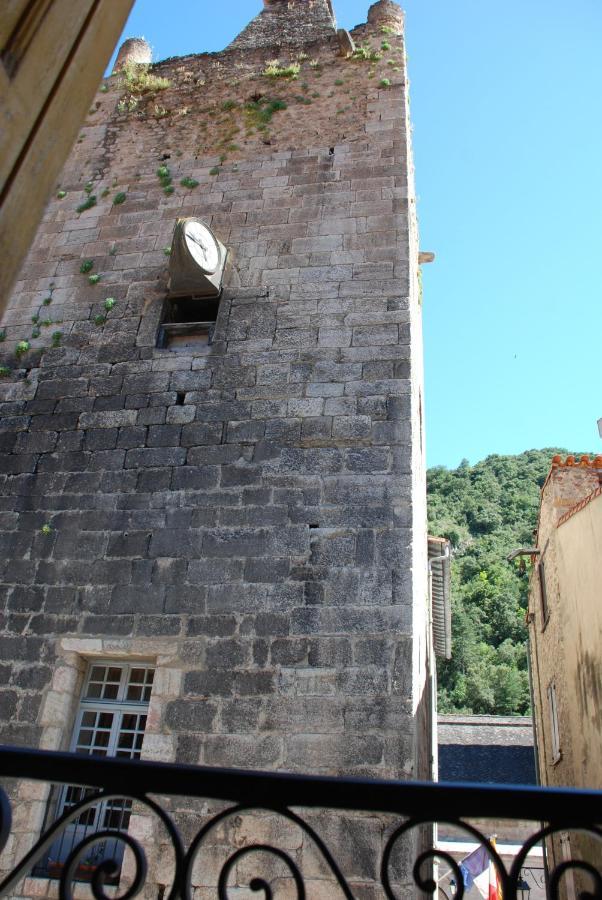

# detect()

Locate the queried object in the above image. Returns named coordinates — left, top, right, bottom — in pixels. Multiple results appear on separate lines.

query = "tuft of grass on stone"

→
left=379, top=78, right=391, bottom=88
left=31, top=327, right=41, bottom=339
left=222, top=100, right=238, bottom=111
left=42, top=296, right=52, bottom=306
left=0, top=365, right=11, bottom=377
left=51, top=331, right=63, bottom=346
left=0, top=330, right=5, bottom=342
left=76, top=196, right=97, bottom=213
left=100, top=83, right=109, bottom=93
left=209, top=167, right=220, bottom=176
left=164, top=184, right=175, bottom=195
left=163, top=247, right=171, bottom=256
left=80, top=260, right=94, bottom=274
left=88, top=274, right=101, bottom=285
left=15, top=340, right=30, bottom=356
left=94, top=314, right=106, bottom=326
left=121, top=61, right=170, bottom=93
left=262, top=60, right=300, bottom=79
left=57, top=190, right=66, bottom=199
left=41, top=523, right=52, bottom=535
left=180, top=177, right=199, bottom=189
left=113, top=191, right=127, bottom=205
left=381, top=41, right=391, bottom=50
left=104, top=298, right=116, bottom=312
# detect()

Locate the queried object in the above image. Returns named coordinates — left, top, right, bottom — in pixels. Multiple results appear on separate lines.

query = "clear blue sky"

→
left=111, top=1, right=602, bottom=468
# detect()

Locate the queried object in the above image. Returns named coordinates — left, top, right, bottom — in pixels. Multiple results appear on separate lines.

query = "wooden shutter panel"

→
left=0, top=0, right=135, bottom=307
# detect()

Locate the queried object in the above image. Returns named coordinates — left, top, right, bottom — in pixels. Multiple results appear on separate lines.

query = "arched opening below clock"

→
left=157, top=295, right=219, bottom=352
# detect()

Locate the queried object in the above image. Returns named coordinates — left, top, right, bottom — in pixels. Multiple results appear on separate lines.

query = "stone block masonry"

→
left=0, top=0, right=428, bottom=894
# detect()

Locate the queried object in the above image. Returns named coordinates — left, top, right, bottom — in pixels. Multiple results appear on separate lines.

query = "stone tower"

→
left=0, top=0, right=430, bottom=894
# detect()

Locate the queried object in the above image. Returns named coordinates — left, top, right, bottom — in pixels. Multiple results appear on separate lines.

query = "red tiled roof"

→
left=551, top=454, right=602, bottom=468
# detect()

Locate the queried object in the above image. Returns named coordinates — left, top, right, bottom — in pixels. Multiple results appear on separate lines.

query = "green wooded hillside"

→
left=427, top=448, right=571, bottom=715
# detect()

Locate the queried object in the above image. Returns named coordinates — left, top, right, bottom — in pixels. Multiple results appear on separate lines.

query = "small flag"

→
left=459, top=839, right=502, bottom=900
left=459, top=845, right=489, bottom=893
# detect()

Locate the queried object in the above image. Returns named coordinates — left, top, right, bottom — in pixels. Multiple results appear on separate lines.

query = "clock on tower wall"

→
left=168, top=217, right=228, bottom=298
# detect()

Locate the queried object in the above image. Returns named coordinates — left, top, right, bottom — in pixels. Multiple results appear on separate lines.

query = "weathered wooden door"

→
left=0, top=0, right=134, bottom=307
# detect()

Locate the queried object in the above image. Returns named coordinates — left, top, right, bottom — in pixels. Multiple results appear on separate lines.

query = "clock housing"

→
left=168, top=217, right=227, bottom=298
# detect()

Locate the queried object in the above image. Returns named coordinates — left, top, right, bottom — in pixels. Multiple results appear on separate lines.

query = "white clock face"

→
left=184, top=221, right=220, bottom=274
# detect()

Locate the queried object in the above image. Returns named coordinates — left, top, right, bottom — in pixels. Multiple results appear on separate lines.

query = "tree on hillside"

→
left=427, top=448, right=586, bottom=716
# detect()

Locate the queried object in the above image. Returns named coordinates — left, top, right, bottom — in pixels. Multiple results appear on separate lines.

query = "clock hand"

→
left=187, top=233, right=209, bottom=261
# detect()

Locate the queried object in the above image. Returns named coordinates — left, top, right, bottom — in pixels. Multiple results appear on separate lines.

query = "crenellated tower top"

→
left=229, top=0, right=337, bottom=51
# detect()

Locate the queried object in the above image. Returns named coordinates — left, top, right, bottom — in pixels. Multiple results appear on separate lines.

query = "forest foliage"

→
left=427, top=448, right=574, bottom=716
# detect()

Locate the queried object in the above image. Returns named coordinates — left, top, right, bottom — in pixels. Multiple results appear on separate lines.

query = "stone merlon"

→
left=228, top=0, right=337, bottom=50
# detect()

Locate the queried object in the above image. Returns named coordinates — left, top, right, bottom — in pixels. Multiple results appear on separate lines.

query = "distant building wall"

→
left=528, top=455, right=602, bottom=894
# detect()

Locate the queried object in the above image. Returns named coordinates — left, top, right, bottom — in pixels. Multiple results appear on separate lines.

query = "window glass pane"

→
left=89, top=666, right=106, bottom=682
left=127, top=685, right=143, bottom=701
left=102, top=682, right=119, bottom=700
left=86, top=682, right=102, bottom=698
left=129, top=668, right=145, bottom=683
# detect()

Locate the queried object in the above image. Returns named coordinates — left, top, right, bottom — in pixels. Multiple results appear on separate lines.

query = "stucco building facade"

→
left=0, top=0, right=433, bottom=895
left=527, top=454, right=602, bottom=893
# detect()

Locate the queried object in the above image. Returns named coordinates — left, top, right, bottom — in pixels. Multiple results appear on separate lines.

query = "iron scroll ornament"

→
left=1, top=747, right=602, bottom=898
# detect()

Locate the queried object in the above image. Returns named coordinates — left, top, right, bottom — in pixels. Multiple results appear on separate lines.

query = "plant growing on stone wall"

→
left=41, top=524, right=52, bottom=535
left=31, top=327, right=41, bottom=339
left=180, top=177, right=199, bottom=189
left=84, top=182, right=94, bottom=195
left=381, top=41, right=391, bottom=50
left=117, top=95, right=139, bottom=115
left=51, top=331, right=63, bottom=346
left=40, top=319, right=53, bottom=327
left=156, top=165, right=172, bottom=193
left=380, top=25, right=396, bottom=34
left=379, top=78, right=391, bottom=88
left=80, top=260, right=94, bottom=274
left=104, top=298, right=116, bottom=312
left=31, top=315, right=39, bottom=325
left=100, top=83, right=109, bottom=93
left=88, top=274, right=101, bottom=285
left=222, top=100, right=238, bottom=111
left=57, top=190, right=66, bottom=199
left=101, top=188, right=110, bottom=198
left=0, top=330, right=5, bottom=342
left=42, top=296, right=52, bottom=306
left=262, top=60, right=300, bottom=79
left=154, top=105, right=169, bottom=119
left=0, top=366, right=10, bottom=377
left=76, top=196, right=97, bottom=213
left=163, top=247, right=171, bottom=256
left=15, top=340, right=30, bottom=357
left=121, top=61, right=170, bottom=93
left=94, top=314, right=106, bottom=326
left=113, top=192, right=127, bottom=205
left=209, top=167, right=220, bottom=176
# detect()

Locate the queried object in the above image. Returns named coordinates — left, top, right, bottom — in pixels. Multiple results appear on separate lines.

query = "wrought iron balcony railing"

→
left=0, top=745, right=601, bottom=899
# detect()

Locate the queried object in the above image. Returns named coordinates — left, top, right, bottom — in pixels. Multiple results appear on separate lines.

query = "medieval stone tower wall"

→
left=0, top=0, right=428, bottom=894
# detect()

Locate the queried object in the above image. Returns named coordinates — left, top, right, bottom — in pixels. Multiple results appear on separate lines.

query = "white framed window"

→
left=547, top=681, right=561, bottom=764
left=37, top=661, right=154, bottom=881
